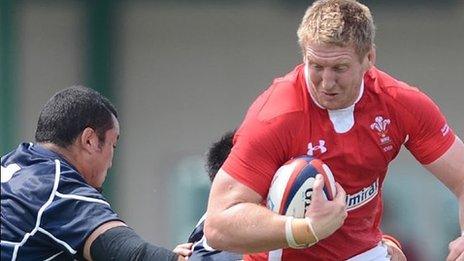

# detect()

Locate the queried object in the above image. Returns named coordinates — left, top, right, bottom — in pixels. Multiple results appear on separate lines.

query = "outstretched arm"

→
left=83, top=220, right=182, bottom=261
left=424, top=137, right=464, bottom=261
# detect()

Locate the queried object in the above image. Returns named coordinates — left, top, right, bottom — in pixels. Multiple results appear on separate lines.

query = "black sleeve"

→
left=90, top=226, right=178, bottom=261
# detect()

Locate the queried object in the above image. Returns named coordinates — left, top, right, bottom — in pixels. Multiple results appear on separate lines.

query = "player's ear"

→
left=301, top=46, right=309, bottom=64
left=79, top=127, right=100, bottom=153
left=365, top=45, right=376, bottom=69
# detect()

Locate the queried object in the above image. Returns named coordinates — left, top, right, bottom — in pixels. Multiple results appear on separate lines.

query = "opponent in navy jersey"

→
left=187, top=131, right=242, bottom=261
left=204, top=1, right=464, bottom=260
left=1, top=86, right=182, bottom=261
left=1, top=143, right=119, bottom=260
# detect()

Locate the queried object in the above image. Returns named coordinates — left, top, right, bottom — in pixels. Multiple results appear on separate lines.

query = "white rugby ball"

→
left=266, top=156, right=336, bottom=218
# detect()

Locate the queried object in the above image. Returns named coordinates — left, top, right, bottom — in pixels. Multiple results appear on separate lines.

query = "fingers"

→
left=447, top=237, right=464, bottom=261
left=310, top=174, right=325, bottom=203
left=173, top=243, right=193, bottom=258
left=312, top=176, right=346, bottom=206
left=177, top=242, right=193, bottom=249
left=174, top=248, right=192, bottom=258
left=333, top=183, right=347, bottom=221
left=334, top=182, right=347, bottom=204
left=390, top=251, right=407, bottom=261
left=457, top=252, right=464, bottom=261
left=384, top=241, right=406, bottom=261
left=304, top=175, right=347, bottom=240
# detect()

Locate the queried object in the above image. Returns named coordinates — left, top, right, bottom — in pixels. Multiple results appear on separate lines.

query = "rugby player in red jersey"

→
left=204, top=0, right=464, bottom=260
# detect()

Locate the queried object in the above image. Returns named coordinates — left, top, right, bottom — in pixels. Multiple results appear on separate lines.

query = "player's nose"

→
left=321, top=70, right=336, bottom=90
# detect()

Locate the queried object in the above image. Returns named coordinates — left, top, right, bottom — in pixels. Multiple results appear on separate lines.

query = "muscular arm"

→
left=204, top=169, right=347, bottom=253
left=204, top=169, right=287, bottom=253
left=425, top=137, right=464, bottom=230
left=424, top=137, right=464, bottom=261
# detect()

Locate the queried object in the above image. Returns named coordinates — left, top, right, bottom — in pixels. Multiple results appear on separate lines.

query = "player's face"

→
left=304, top=43, right=374, bottom=110
left=91, top=114, right=120, bottom=189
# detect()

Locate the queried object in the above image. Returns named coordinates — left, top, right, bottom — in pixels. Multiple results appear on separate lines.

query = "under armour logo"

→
left=307, top=140, right=327, bottom=156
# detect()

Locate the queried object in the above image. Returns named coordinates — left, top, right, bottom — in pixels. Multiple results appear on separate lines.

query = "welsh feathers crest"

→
left=370, top=116, right=391, bottom=137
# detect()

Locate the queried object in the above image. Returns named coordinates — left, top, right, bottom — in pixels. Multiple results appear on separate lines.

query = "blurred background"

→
left=1, top=0, right=463, bottom=260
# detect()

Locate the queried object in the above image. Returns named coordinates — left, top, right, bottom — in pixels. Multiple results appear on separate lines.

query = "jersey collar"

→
left=31, top=143, right=77, bottom=171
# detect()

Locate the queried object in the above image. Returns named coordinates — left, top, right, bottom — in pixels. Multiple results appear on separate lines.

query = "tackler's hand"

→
left=173, top=242, right=193, bottom=259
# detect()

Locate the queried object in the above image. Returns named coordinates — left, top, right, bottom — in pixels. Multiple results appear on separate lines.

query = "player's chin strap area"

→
left=90, top=226, right=178, bottom=261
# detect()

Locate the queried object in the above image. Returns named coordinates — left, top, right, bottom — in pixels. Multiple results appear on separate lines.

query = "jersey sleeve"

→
left=41, top=167, right=121, bottom=257
left=223, top=70, right=308, bottom=198
left=400, top=89, right=456, bottom=164
left=222, top=102, right=304, bottom=198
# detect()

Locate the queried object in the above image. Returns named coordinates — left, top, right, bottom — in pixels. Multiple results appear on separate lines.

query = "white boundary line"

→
left=0, top=240, right=20, bottom=246
left=11, top=160, right=77, bottom=260
left=55, top=192, right=110, bottom=206
left=37, top=227, right=76, bottom=255
left=43, top=251, right=64, bottom=261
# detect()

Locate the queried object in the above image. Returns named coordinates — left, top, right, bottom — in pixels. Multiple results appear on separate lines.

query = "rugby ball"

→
left=266, top=156, right=336, bottom=218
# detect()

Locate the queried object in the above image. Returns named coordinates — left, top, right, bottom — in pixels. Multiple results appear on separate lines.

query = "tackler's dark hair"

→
left=35, top=85, right=118, bottom=148
left=205, top=130, right=235, bottom=182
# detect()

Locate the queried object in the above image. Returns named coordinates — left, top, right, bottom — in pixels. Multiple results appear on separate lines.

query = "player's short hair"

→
left=35, top=86, right=118, bottom=148
left=297, top=0, right=375, bottom=59
left=205, top=130, right=235, bottom=182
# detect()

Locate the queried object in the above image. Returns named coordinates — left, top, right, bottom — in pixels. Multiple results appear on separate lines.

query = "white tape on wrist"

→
left=305, top=217, right=319, bottom=243
left=285, top=217, right=306, bottom=249
left=461, top=230, right=464, bottom=237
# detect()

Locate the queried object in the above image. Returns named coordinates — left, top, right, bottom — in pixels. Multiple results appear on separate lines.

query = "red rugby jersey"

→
left=222, top=64, right=455, bottom=260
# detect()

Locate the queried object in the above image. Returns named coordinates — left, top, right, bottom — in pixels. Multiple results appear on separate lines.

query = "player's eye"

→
left=311, top=64, right=323, bottom=71
left=333, top=65, right=348, bottom=72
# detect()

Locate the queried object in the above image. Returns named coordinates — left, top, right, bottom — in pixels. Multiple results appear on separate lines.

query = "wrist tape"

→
left=305, top=217, right=319, bottom=243
left=285, top=217, right=318, bottom=249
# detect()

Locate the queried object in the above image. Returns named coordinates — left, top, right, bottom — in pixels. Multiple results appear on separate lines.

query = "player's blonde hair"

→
left=297, top=0, right=375, bottom=59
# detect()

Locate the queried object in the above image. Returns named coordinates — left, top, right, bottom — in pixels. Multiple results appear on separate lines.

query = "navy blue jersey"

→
left=188, top=214, right=242, bottom=261
left=1, top=143, right=121, bottom=260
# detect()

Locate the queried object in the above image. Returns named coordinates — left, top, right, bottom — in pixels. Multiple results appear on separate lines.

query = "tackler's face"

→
left=89, top=114, right=120, bottom=190
left=304, top=43, right=374, bottom=110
